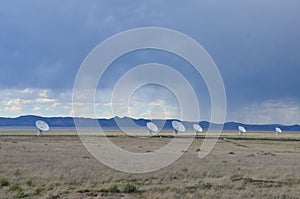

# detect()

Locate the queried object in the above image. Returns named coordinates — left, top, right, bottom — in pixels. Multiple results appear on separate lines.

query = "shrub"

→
left=199, top=183, right=212, bottom=190
left=78, top=189, right=91, bottom=193
left=0, top=178, right=9, bottom=187
left=35, top=187, right=44, bottom=195
left=18, top=191, right=28, bottom=198
left=181, top=168, right=188, bottom=173
left=108, top=184, right=120, bottom=193
left=123, top=183, right=138, bottom=193
left=26, top=180, right=33, bottom=186
left=9, top=184, right=23, bottom=192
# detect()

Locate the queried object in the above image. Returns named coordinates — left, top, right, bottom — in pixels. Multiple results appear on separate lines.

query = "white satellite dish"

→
left=238, top=125, right=246, bottom=135
left=35, top=120, right=49, bottom=136
left=193, top=124, right=203, bottom=135
left=172, top=121, right=185, bottom=137
left=275, top=127, right=282, bottom=135
left=146, top=122, right=158, bottom=136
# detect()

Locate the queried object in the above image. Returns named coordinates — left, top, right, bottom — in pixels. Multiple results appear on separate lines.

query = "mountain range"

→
left=0, top=115, right=299, bottom=132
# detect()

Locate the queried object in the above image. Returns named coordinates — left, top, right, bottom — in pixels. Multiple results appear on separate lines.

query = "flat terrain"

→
left=0, top=131, right=299, bottom=198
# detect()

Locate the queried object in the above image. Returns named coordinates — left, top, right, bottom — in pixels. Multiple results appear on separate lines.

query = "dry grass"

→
left=0, top=131, right=299, bottom=198
left=1, top=129, right=300, bottom=138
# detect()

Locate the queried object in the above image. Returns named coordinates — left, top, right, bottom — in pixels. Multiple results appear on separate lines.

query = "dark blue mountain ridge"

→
left=0, top=115, right=299, bottom=132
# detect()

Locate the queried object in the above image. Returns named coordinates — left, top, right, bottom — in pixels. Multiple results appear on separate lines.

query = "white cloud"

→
left=36, top=98, right=56, bottom=103
left=149, top=100, right=167, bottom=107
left=33, top=107, right=41, bottom=111
left=6, top=98, right=32, bottom=106
left=234, top=100, right=300, bottom=125
left=6, top=98, right=21, bottom=106
left=38, top=90, right=48, bottom=98
left=127, top=98, right=180, bottom=120
left=4, top=105, right=22, bottom=112
left=0, top=88, right=66, bottom=117
left=3, top=87, right=299, bottom=125
left=51, top=102, right=61, bottom=108
left=103, top=102, right=112, bottom=107
left=21, top=88, right=33, bottom=94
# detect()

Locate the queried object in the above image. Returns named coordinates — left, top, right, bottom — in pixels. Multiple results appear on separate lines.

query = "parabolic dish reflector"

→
left=193, top=124, right=203, bottom=132
left=172, top=121, right=186, bottom=132
left=35, top=120, right=49, bottom=132
left=275, top=127, right=282, bottom=134
left=238, top=126, right=246, bottom=133
left=146, top=122, right=158, bottom=132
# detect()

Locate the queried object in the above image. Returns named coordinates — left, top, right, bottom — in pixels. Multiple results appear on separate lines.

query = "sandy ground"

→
left=0, top=131, right=299, bottom=198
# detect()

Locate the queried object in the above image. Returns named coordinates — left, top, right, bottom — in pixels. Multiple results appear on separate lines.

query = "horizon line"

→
left=0, top=114, right=299, bottom=126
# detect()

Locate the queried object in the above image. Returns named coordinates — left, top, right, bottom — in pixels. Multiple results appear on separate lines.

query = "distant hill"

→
left=0, top=115, right=299, bottom=132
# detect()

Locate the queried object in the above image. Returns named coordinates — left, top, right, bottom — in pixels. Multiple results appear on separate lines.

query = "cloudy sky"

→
left=0, top=0, right=300, bottom=124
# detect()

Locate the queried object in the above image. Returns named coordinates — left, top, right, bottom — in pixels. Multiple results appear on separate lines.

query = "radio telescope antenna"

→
left=275, top=127, right=282, bottom=135
left=35, top=120, right=49, bottom=136
left=171, top=121, right=185, bottom=137
left=146, top=122, right=158, bottom=137
left=193, top=124, right=203, bottom=136
left=238, top=125, right=246, bottom=135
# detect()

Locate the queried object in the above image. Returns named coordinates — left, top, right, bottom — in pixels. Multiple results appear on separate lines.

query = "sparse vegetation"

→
left=199, top=182, right=213, bottom=190
left=108, top=184, right=120, bottom=193
left=231, top=175, right=244, bottom=182
left=18, top=191, right=28, bottom=198
left=0, top=134, right=299, bottom=198
left=123, top=183, right=138, bottom=193
left=0, top=178, right=9, bottom=187
left=8, top=183, right=22, bottom=192
left=181, top=168, right=188, bottom=173
left=26, top=180, right=33, bottom=186
left=14, top=169, right=21, bottom=176
left=227, top=140, right=249, bottom=148
left=101, top=184, right=120, bottom=193
left=78, top=189, right=91, bottom=193
left=35, top=187, right=44, bottom=195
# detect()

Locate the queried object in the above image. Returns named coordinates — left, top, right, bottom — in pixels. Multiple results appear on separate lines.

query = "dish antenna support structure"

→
left=275, top=127, right=282, bottom=135
left=193, top=124, right=203, bottom=136
left=238, top=126, right=246, bottom=135
left=35, top=120, right=49, bottom=136
left=171, top=121, right=186, bottom=137
left=146, top=122, right=158, bottom=137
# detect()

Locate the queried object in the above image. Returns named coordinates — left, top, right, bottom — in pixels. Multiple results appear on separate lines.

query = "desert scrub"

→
left=123, top=183, right=138, bottom=193
left=0, top=178, right=9, bottom=187
left=78, top=189, right=91, bottom=193
left=181, top=168, right=188, bottom=173
left=199, top=183, right=213, bottom=190
left=108, top=184, right=120, bottom=193
left=101, top=184, right=120, bottom=193
left=35, top=187, right=44, bottom=195
left=9, top=183, right=22, bottom=192
left=26, top=180, right=33, bottom=186
left=18, top=191, right=28, bottom=198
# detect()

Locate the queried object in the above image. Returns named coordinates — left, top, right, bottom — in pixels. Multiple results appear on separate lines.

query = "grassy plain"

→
left=0, top=131, right=299, bottom=198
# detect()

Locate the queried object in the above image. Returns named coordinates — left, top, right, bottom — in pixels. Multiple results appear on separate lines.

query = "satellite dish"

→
left=238, top=126, right=246, bottom=135
left=171, top=121, right=185, bottom=137
left=146, top=122, right=158, bottom=136
left=193, top=124, right=203, bottom=135
left=275, top=127, right=282, bottom=135
left=35, top=120, right=49, bottom=136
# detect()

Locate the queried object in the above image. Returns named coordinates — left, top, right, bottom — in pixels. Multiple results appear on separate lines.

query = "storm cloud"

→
left=1, top=0, right=300, bottom=124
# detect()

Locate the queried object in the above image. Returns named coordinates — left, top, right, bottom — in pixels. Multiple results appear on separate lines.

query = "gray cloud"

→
left=0, top=0, right=299, bottom=123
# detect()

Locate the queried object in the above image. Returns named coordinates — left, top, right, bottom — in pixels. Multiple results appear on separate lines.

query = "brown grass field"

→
left=0, top=130, right=299, bottom=198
